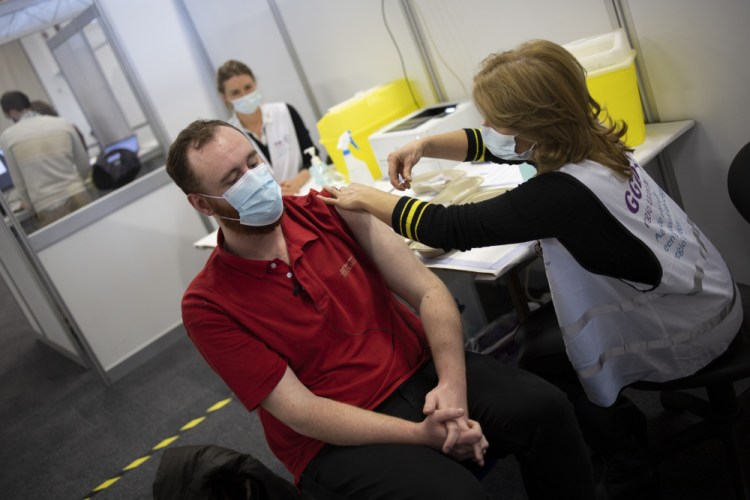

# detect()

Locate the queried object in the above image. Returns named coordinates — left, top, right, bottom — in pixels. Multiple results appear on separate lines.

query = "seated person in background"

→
left=30, top=99, right=87, bottom=149
left=29, top=99, right=57, bottom=117
left=320, top=39, right=744, bottom=500
left=1, top=91, right=92, bottom=227
left=217, top=59, right=319, bottom=196
left=165, top=119, right=597, bottom=500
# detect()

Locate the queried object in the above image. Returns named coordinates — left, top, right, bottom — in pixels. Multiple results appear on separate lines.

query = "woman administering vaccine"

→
left=217, top=60, right=319, bottom=196
left=321, top=39, right=743, bottom=499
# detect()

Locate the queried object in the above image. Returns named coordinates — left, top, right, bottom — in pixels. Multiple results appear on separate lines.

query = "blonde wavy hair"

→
left=472, top=39, right=633, bottom=177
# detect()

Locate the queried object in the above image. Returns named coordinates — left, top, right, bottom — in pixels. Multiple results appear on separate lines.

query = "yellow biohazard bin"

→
left=317, top=79, right=423, bottom=181
left=564, top=29, right=646, bottom=147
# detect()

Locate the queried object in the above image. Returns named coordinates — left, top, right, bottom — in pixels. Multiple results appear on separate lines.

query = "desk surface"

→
left=193, top=120, right=696, bottom=263
left=631, top=120, right=694, bottom=166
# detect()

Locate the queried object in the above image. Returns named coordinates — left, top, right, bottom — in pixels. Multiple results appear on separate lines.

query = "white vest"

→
left=229, top=102, right=302, bottom=182
left=541, top=158, right=743, bottom=407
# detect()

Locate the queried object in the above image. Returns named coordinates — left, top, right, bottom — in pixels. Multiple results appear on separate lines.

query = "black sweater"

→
left=392, top=130, right=661, bottom=286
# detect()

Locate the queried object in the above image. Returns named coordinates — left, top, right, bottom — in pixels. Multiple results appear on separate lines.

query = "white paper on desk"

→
left=456, top=163, right=524, bottom=188
left=419, top=241, right=535, bottom=277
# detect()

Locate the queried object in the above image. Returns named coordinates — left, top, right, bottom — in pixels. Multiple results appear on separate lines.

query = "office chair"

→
left=514, top=142, right=750, bottom=499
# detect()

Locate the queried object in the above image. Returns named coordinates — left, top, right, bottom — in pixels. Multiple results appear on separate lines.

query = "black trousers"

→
left=515, top=303, right=657, bottom=500
left=299, top=352, right=596, bottom=500
left=517, top=334, right=650, bottom=457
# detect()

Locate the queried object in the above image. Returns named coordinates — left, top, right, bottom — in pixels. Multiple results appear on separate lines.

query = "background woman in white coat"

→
left=217, top=60, right=320, bottom=196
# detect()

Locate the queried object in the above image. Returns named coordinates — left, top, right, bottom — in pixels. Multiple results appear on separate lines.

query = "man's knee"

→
left=301, top=444, right=491, bottom=500
left=407, top=474, right=490, bottom=500
left=466, top=352, right=572, bottom=414
left=465, top=353, right=578, bottom=441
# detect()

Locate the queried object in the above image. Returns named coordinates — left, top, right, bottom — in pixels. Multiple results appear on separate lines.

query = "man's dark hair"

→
left=1, top=91, right=31, bottom=114
left=166, top=119, right=243, bottom=194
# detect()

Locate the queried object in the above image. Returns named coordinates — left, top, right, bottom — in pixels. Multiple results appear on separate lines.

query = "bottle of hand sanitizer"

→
left=305, top=147, right=326, bottom=187
left=337, top=130, right=374, bottom=186
left=305, top=146, right=343, bottom=187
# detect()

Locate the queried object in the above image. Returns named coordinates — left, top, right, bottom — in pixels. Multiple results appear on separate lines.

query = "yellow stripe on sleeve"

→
left=398, top=198, right=417, bottom=237
left=402, top=199, right=425, bottom=241
left=411, top=202, right=430, bottom=242
left=474, top=128, right=487, bottom=161
left=470, top=128, right=482, bottom=161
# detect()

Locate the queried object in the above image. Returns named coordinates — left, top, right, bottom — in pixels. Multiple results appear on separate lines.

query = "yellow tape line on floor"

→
left=82, top=396, right=233, bottom=499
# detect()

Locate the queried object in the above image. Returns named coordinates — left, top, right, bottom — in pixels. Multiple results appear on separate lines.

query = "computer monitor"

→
left=102, top=134, right=139, bottom=155
left=0, top=149, right=14, bottom=192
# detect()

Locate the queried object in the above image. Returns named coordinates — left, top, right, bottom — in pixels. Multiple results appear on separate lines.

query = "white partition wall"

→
left=179, top=0, right=615, bottom=157
left=272, top=0, right=427, bottom=111
left=95, top=0, right=221, bottom=140
left=622, top=0, right=750, bottom=284
left=35, top=173, right=209, bottom=378
left=180, top=0, right=324, bottom=144
left=0, top=212, right=80, bottom=360
left=278, top=0, right=613, bottom=105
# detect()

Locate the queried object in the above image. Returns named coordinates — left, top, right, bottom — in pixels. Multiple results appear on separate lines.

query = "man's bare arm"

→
left=335, top=209, right=487, bottom=464
left=261, top=365, right=473, bottom=453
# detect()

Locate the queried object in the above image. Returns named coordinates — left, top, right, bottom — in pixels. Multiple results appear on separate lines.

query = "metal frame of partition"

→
left=399, top=0, right=447, bottom=103
left=0, top=0, right=174, bottom=385
left=92, top=0, right=170, bottom=157
left=603, top=0, right=684, bottom=206
left=0, top=183, right=108, bottom=383
left=177, top=0, right=449, bottom=126
left=266, top=0, right=323, bottom=120
left=47, top=6, right=132, bottom=148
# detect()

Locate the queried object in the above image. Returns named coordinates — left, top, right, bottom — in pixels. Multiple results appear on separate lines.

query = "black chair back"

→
left=728, top=141, right=750, bottom=224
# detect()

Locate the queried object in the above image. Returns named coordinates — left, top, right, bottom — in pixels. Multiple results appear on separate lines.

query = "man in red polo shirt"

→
left=166, top=119, right=596, bottom=500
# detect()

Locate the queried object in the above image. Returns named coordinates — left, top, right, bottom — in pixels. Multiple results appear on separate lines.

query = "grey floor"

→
left=0, top=274, right=745, bottom=500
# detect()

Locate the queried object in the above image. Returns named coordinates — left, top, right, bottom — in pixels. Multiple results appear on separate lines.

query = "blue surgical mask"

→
left=202, top=164, right=283, bottom=226
left=232, top=90, right=262, bottom=115
left=481, top=125, right=535, bottom=161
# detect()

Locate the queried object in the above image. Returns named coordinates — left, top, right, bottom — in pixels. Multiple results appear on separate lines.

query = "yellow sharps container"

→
left=317, top=79, right=424, bottom=181
left=564, top=29, right=646, bottom=147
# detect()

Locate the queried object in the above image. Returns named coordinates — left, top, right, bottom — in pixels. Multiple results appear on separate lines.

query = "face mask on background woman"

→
left=232, top=90, right=263, bottom=115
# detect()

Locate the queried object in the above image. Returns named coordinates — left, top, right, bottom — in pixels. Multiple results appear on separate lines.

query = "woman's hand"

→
left=387, top=138, right=426, bottom=190
left=319, top=184, right=402, bottom=226
left=318, top=183, right=378, bottom=211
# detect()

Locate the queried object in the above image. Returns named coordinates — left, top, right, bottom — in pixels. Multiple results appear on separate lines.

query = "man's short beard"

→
left=206, top=198, right=283, bottom=236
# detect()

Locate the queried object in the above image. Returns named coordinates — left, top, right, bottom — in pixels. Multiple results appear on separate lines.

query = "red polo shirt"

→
left=182, top=191, right=430, bottom=482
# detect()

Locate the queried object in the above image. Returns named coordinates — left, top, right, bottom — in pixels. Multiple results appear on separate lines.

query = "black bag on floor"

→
left=92, top=148, right=141, bottom=190
left=153, top=445, right=314, bottom=500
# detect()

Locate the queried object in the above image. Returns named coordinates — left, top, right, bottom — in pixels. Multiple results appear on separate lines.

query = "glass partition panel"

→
left=0, top=2, right=166, bottom=236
